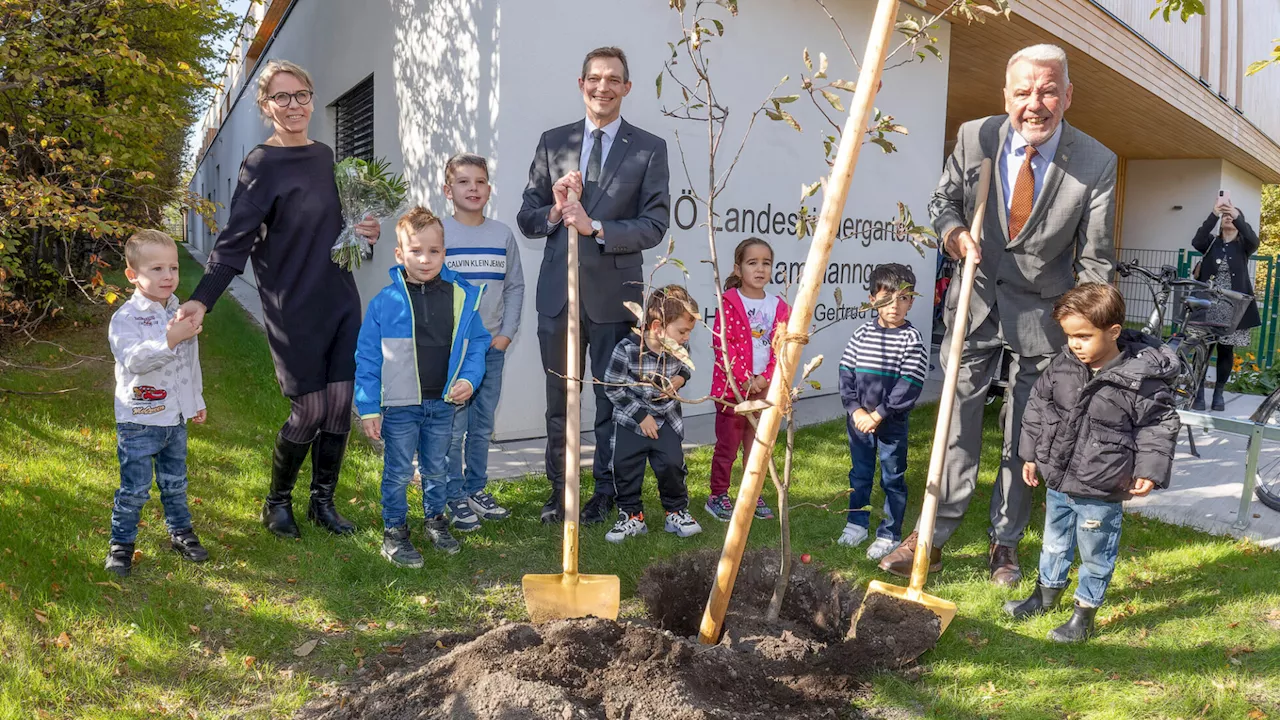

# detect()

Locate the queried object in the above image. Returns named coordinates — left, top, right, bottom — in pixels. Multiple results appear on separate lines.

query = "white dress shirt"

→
left=109, top=292, right=204, bottom=426
left=580, top=115, right=622, bottom=178
left=1000, top=122, right=1063, bottom=215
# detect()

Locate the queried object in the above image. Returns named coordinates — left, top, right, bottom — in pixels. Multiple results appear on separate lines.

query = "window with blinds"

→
left=333, top=75, right=374, bottom=162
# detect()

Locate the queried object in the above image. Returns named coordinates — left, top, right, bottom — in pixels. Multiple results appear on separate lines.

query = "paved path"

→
left=1125, top=390, right=1280, bottom=548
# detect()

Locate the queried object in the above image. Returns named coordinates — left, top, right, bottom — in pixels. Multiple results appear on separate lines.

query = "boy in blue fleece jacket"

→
left=355, top=207, right=490, bottom=564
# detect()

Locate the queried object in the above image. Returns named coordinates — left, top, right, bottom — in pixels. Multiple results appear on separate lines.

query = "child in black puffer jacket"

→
left=1006, top=283, right=1181, bottom=643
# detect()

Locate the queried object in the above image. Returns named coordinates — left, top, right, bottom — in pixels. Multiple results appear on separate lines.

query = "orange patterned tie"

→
left=1008, top=144, right=1037, bottom=240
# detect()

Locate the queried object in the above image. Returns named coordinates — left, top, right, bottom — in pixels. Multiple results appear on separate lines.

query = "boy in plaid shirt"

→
left=602, top=285, right=701, bottom=543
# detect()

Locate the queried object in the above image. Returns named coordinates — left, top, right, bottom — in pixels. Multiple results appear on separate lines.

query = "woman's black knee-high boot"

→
left=263, top=433, right=311, bottom=538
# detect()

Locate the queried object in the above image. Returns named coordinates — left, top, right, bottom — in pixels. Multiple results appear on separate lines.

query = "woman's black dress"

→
left=191, top=142, right=361, bottom=397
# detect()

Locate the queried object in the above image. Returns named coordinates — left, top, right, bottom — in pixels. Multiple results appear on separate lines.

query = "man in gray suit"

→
left=517, top=46, right=671, bottom=525
left=879, top=44, right=1116, bottom=585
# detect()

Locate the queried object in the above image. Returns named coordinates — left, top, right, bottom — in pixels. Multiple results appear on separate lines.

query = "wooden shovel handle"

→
left=563, top=188, right=582, bottom=576
left=697, top=0, right=903, bottom=645
left=909, top=158, right=992, bottom=592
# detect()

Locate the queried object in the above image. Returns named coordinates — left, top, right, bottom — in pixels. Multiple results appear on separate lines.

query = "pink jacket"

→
left=710, top=288, right=791, bottom=415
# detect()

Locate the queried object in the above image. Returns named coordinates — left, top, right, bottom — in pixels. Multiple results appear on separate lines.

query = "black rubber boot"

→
left=1048, top=603, right=1098, bottom=643
left=1003, top=583, right=1065, bottom=619
left=263, top=433, right=310, bottom=538
left=307, top=431, right=356, bottom=535
left=1211, top=388, right=1226, bottom=412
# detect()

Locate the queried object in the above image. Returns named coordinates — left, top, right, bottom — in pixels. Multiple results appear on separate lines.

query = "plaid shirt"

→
left=603, top=335, right=692, bottom=437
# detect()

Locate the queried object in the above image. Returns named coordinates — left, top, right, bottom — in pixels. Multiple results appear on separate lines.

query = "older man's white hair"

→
left=1006, top=44, right=1070, bottom=86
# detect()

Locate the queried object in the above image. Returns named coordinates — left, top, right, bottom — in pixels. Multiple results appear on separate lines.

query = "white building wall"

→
left=1121, top=158, right=1263, bottom=255
left=190, top=0, right=952, bottom=441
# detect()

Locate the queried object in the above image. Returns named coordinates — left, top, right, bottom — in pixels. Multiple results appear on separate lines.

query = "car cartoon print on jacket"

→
left=132, top=385, right=168, bottom=402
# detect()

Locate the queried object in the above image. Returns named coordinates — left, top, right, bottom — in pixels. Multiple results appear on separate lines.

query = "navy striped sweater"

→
left=838, top=320, right=928, bottom=421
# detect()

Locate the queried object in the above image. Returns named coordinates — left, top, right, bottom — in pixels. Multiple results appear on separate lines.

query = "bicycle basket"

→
left=1184, top=289, right=1252, bottom=330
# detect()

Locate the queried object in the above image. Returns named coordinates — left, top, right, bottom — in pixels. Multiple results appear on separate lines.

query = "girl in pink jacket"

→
left=706, top=237, right=791, bottom=521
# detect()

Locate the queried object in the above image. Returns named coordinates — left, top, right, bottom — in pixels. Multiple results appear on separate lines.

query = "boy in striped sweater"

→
left=838, top=263, right=929, bottom=560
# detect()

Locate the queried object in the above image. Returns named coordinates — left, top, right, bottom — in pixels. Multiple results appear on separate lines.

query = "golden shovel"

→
left=522, top=188, right=620, bottom=623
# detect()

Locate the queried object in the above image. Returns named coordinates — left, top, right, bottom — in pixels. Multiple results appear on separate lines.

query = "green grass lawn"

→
left=1, top=251, right=1279, bottom=719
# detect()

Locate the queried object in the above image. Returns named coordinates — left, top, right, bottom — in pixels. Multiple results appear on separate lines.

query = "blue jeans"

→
left=381, top=399, right=458, bottom=526
left=1038, top=488, right=1124, bottom=608
left=447, top=347, right=505, bottom=500
left=846, top=415, right=909, bottom=541
left=111, top=422, right=191, bottom=545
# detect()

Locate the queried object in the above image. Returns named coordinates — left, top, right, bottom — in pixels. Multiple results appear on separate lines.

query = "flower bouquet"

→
left=331, top=156, right=409, bottom=270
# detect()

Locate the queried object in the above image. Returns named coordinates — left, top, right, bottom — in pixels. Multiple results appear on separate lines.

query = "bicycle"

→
left=1116, top=259, right=1251, bottom=411
left=1247, top=385, right=1280, bottom=511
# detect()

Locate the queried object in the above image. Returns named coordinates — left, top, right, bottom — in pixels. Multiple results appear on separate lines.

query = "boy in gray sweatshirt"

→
left=441, top=152, right=525, bottom=528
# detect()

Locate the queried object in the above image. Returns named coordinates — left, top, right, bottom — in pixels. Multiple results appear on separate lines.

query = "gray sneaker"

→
left=381, top=526, right=424, bottom=568
left=446, top=498, right=482, bottom=532
left=425, top=515, right=461, bottom=554
left=467, top=491, right=510, bottom=521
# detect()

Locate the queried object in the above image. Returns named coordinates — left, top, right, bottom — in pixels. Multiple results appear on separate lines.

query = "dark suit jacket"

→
left=517, top=118, right=670, bottom=323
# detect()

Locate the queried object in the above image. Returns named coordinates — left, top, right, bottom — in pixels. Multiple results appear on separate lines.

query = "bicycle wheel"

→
left=1165, top=336, right=1205, bottom=410
left=1251, top=385, right=1280, bottom=512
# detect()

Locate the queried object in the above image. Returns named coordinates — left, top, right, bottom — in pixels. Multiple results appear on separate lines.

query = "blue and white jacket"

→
left=355, top=265, right=490, bottom=418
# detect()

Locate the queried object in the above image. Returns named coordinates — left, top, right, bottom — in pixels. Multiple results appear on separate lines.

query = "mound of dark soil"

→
left=297, top=550, right=939, bottom=720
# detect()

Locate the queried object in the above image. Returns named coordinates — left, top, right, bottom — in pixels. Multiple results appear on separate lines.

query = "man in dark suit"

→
left=517, top=46, right=671, bottom=525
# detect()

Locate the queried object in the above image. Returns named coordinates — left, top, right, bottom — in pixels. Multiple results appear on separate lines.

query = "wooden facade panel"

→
left=1241, top=4, right=1280, bottom=145
left=1093, top=0, right=1203, bottom=73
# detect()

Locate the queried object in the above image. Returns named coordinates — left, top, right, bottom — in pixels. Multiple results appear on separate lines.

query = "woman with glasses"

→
left=179, top=60, right=381, bottom=539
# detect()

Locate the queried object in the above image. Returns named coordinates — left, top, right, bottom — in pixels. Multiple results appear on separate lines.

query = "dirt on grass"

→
left=296, top=550, right=940, bottom=720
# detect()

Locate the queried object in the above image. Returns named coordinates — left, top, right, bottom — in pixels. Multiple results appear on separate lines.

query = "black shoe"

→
left=307, top=431, right=356, bottom=535
left=1003, top=583, right=1064, bottom=619
left=263, top=433, right=310, bottom=539
left=381, top=526, right=424, bottom=568
left=1192, top=387, right=1206, bottom=412
left=1048, top=603, right=1097, bottom=643
left=581, top=493, right=615, bottom=525
left=170, top=529, right=209, bottom=563
left=541, top=493, right=564, bottom=525
left=104, top=543, right=134, bottom=577
left=425, top=515, right=460, bottom=555
left=1211, top=391, right=1226, bottom=412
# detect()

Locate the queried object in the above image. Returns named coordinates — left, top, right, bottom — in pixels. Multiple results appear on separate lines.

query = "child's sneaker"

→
left=866, top=536, right=899, bottom=561
left=104, top=543, right=134, bottom=577
left=754, top=496, right=774, bottom=520
left=425, top=514, right=461, bottom=554
left=446, top=498, right=482, bottom=532
left=704, top=493, right=734, bottom=522
left=665, top=509, right=703, bottom=538
left=467, top=491, right=510, bottom=521
left=605, top=511, right=648, bottom=543
left=381, top=526, right=424, bottom=568
left=169, top=529, right=209, bottom=563
left=837, top=523, right=869, bottom=547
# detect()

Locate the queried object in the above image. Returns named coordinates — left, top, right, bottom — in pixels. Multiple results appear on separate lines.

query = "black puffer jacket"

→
left=1019, top=331, right=1181, bottom=502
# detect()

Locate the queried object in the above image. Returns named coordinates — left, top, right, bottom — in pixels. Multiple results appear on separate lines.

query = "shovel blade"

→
left=522, top=572, right=621, bottom=624
left=849, top=580, right=957, bottom=640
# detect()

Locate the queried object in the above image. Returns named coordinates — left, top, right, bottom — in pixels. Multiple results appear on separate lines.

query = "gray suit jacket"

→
left=929, top=116, right=1117, bottom=357
left=517, top=118, right=670, bottom=323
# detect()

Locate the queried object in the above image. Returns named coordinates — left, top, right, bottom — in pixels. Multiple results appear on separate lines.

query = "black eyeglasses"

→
left=268, top=90, right=313, bottom=107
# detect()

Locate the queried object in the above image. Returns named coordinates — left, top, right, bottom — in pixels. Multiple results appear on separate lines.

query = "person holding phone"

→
left=1190, top=189, right=1261, bottom=411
